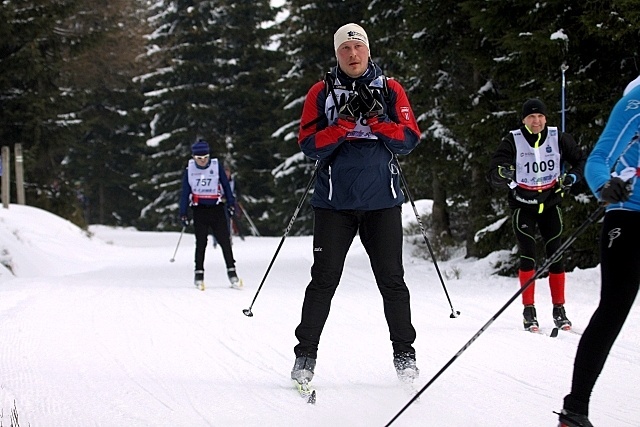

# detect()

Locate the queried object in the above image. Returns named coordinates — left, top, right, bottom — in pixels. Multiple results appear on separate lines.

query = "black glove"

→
left=497, top=164, right=515, bottom=182
left=228, top=205, right=235, bottom=217
left=560, top=173, right=577, bottom=192
left=337, top=93, right=360, bottom=123
left=180, top=215, right=190, bottom=228
left=600, top=177, right=632, bottom=203
left=357, top=84, right=385, bottom=118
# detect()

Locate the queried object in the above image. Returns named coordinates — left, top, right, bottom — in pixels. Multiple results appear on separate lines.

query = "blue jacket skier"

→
left=559, top=75, right=640, bottom=427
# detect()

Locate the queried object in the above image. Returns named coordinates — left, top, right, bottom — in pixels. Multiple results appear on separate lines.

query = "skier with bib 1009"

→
left=489, top=98, right=586, bottom=332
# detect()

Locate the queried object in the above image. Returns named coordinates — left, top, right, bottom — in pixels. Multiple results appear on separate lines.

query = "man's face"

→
left=522, top=113, right=546, bottom=134
left=336, top=41, right=369, bottom=78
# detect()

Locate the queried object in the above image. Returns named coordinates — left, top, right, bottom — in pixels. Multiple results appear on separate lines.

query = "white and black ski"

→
left=399, top=379, right=421, bottom=400
left=557, top=326, right=582, bottom=336
left=229, top=276, right=244, bottom=290
left=526, top=327, right=559, bottom=337
left=292, top=380, right=316, bottom=404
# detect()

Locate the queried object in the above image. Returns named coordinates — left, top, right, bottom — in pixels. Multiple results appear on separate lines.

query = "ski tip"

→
left=293, top=379, right=316, bottom=404
left=550, top=327, right=559, bottom=337
left=308, top=390, right=316, bottom=404
left=230, top=279, right=244, bottom=290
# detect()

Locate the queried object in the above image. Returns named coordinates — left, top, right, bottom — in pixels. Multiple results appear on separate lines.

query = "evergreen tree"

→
left=0, top=1, right=85, bottom=220
left=2, top=0, right=638, bottom=276
left=61, top=0, right=151, bottom=226
left=370, top=1, right=468, bottom=252
left=0, top=0, right=150, bottom=227
left=137, top=0, right=283, bottom=231
left=452, top=0, right=640, bottom=270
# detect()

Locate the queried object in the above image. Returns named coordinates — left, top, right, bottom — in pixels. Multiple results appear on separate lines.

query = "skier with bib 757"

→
left=179, top=139, right=242, bottom=290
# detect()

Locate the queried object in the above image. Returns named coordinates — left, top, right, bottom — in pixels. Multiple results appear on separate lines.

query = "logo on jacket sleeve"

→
left=400, top=106, right=410, bottom=121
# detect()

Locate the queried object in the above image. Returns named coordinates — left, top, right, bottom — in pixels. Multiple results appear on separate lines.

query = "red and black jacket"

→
left=298, top=63, right=421, bottom=211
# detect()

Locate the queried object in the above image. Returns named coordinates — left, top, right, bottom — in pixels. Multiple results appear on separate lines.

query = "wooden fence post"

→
left=14, top=143, right=25, bottom=205
left=1, top=146, right=10, bottom=208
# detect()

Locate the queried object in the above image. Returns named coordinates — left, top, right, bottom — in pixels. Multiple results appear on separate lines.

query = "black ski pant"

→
left=294, top=206, right=417, bottom=359
left=512, top=205, right=565, bottom=273
left=192, top=204, right=235, bottom=272
left=564, top=210, right=640, bottom=415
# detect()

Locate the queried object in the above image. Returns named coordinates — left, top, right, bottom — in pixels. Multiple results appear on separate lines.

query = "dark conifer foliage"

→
left=0, top=0, right=150, bottom=227
left=1, top=0, right=639, bottom=272
left=136, top=0, right=284, bottom=231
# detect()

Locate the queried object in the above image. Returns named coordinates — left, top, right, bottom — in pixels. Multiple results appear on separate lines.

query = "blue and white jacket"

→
left=179, top=158, right=234, bottom=217
left=585, top=75, right=640, bottom=212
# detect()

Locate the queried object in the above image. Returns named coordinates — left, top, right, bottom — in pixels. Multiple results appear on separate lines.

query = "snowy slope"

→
left=0, top=204, right=638, bottom=426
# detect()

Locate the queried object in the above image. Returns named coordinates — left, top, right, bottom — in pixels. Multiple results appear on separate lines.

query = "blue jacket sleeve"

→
left=179, top=168, right=191, bottom=216
left=218, top=163, right=235, bottom=207
left=585, top=87, right=640, bottom=198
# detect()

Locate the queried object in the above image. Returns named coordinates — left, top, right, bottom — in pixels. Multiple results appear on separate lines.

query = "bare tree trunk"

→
left=99, top=182, right=105, bottom=224
left=465, top=161, right=493, bottom=258
left=431, top=174, right=452, bottom=241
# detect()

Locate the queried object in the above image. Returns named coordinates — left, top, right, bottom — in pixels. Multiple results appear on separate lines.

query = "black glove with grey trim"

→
left=337, top=93, right=361, bottom=123
left=357, top=84, right=385, bottom=119
left=600, top=177, right=631, bottom=203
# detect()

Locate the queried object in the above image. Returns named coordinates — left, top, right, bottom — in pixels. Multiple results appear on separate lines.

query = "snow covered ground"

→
left=1, top=203, right=638, bottom=426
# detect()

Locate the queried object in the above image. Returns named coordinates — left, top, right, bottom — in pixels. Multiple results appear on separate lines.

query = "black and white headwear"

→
left=333, top=23, right=369, bottom=54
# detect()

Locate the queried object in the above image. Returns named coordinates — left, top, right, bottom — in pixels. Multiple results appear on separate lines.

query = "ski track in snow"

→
left=0, top=205, right=638, bottom=426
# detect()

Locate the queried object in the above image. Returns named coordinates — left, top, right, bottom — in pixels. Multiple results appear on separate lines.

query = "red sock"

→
left=519, top=269, right=536, bottom=306
left=549, top=272, right=565, bottom=305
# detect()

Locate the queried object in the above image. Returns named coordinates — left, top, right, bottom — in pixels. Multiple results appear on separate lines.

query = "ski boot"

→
left=553, top=305, right=572, bottom=330
left=291, top=356, right=316, bottom=384
left=194, top=270, right=205, bottom=291
left=557, top=408, right=593, bottom=427
left=523, top=305, right=539, bottom=332
left=227, top=267, right=243, bottom=289
left=393, top=352, right=419, bottom=383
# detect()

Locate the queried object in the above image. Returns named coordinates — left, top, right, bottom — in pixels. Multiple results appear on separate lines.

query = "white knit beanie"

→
left=333, top=23, right=369, bottom=53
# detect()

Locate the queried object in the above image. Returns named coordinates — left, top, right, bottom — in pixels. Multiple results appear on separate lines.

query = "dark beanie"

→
left=191, top=139, right=210, bottom=155
left=522, top=99, right=547, bottom=119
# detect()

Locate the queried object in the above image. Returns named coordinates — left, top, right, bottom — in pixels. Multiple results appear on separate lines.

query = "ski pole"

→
left=394, top=155, right=460, bottom=318
left=561, top=63, right=568, bottom=132
left=239, top=200, right=261, bottom=236
left=169, top=226, right=186, bottom=262
left=384, top=204, right=605, bottom=426
left=243, top=163, right=319, bottom=317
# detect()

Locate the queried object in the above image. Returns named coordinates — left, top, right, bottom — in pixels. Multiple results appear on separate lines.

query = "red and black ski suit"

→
left=293, top=62, right=421, bottom=360
left=489, top=125, right=586, bottom=306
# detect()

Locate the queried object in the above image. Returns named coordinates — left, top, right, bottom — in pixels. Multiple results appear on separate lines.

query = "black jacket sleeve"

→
left=488, top=134, right=517, bottom=190
left=558, top=131, right=587, bottom=182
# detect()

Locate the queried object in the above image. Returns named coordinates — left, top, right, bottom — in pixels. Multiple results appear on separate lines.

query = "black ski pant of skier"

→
left=294, top=206, right=417, bottom=359
left=512, top=205, right=564, bottom=273
left=563, top=210, right=640, bottom=415
left=192, top=204, right=235, bottom=272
